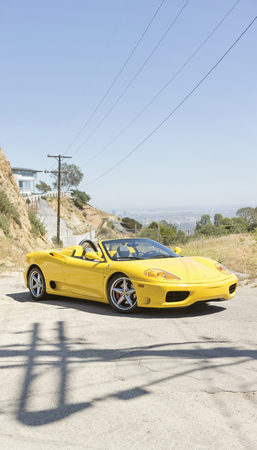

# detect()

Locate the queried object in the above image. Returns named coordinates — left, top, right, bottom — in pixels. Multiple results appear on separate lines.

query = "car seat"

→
left=116, top=245, right=130, bottom=258
left=72, top=245, right=84, bottom=259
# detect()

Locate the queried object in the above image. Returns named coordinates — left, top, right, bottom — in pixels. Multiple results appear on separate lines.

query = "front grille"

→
left=166, top=291, right=190, bottom=303
left=229, top=283, right=237, bottom=294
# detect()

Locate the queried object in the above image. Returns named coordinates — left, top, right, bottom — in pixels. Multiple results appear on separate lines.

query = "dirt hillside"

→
left=0, top=148, right=51, bottom=270
left=46, top=195, right=124, bottom=238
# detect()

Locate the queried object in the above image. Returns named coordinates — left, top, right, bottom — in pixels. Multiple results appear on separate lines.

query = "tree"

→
left=146, top=220, right=177, bottom=235
left=52, top=163, right=83, bottom=191
left=160, top=223, right=177, bottom=245
left=214, top=213, right=223, bottom=227
left=160, top=221, right=177, bottom=235
left=121, top=217, right=142, bottom=231
left=236, top=207, right=257, bottom=230
left=159, top=219, right=177, bottom=231
left=195, top=223, right=216, bottom=236
left=196, top=215, right=211, bottom=230
left=145, top=220, right=177, bottom=244
left=148, top=221, right=158, bottom=229
left=72, top=189, right=91, bottom=209
left=221, top=217, right=234, bottom=230
left=231, top=217, right=249, bottom=233
left=36, top=181, right=52, bottom=194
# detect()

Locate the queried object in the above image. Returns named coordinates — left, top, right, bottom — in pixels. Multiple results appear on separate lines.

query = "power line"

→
left=48, top=0, right=131, bottom=158
left=47, top=0, right=131, bottom=171
left=63, top=0, right=167, bottom=155
left=80, top=0, right=241, bottom=168
left=70, top=0, right=190, bottom=158
left=79, top=15, right=257, bottom=188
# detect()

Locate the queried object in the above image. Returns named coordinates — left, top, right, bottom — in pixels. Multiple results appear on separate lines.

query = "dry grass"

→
left=0, top=234, right=50, bottom=272
left=180, top=234, right=257, bottom=280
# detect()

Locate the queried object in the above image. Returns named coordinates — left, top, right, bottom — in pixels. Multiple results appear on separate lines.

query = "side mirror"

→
left=85, top=251, right=104, bottom=262
left=174, top=247, right=182, bottom=255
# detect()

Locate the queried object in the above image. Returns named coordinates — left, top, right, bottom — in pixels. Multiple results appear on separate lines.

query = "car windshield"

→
left=101, top=238, right=180, bottom=261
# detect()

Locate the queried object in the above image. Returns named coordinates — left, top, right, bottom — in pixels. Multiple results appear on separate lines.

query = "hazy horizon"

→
left=106, top=203, right=254, bottom=231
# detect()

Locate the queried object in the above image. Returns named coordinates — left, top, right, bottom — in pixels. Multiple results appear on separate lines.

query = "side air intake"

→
left=229, top=283, right=237, bottom=294
left=50, top=281, right=56, bottom=289
left=166, top=291, right=190, bottom=302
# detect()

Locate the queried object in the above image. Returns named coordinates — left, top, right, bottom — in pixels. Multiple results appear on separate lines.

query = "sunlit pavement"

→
left=0, top=273, right=256, bottom=449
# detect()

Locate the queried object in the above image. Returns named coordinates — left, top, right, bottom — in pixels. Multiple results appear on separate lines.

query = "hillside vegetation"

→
left=0, top=148, right=51, bottom=270
left=45, top=195, right=124, bottom=238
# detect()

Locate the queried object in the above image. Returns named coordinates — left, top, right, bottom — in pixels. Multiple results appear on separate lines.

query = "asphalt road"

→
left=0, top=272, right=256, bottom=450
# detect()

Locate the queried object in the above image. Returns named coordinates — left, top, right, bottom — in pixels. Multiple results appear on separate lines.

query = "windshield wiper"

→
left=116, top=257, right=142, bottom=260
left=148, top=254, right=171, bottom=259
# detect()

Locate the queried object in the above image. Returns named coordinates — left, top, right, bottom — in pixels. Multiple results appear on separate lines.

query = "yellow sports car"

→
left=24, top=238, right=237, bottom=314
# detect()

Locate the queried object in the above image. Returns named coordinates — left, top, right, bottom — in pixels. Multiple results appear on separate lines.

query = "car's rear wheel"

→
left=28, top=267, right=47, bottom=301
left=107, top=274, right=138, bottom=313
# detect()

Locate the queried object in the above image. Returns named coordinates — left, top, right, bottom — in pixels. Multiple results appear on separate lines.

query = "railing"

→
left=24, top=191, right=73, bottom=203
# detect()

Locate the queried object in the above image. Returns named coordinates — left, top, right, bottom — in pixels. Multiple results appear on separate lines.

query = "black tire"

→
left=28, top=267, right=48, bottom=301
left=107, top=273, right=138, bottom=313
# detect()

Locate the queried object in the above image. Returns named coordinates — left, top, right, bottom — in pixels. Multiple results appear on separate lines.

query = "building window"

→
left=19, top=181, right=31, bottom=189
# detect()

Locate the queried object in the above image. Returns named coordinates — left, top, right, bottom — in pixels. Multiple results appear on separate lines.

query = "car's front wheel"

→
left=28, top=267, right=47, bottom=301
left=107, top=274, right=138, bottom=313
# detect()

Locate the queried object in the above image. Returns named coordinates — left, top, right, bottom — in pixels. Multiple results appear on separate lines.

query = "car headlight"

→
left=144, top=269, right=180, bottom=281
left=215, top=263, right=231, bottom=275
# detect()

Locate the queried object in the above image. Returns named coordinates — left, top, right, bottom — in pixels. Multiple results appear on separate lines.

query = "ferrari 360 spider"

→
left=24, top=238, right=237, bottom=313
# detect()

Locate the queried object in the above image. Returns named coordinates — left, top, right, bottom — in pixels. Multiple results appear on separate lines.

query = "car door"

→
left=61, top=256, right=106, bottom=298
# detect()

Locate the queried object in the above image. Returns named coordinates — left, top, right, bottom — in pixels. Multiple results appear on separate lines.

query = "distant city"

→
left=112, top=204, right=254, bottom=233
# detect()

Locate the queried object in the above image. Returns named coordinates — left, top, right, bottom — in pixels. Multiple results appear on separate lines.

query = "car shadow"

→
left=7, top=291, right=226, bottom=319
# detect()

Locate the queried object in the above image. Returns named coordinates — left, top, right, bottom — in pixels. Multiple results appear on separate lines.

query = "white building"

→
left=12, top=167, right=42, bottom=197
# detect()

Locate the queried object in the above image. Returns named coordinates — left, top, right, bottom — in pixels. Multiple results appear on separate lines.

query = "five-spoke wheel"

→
left=108, top=274, right=138, bottom=313
left=28, top=267, right=47, bottom=301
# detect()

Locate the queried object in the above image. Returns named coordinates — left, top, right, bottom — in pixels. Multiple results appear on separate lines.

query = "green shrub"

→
left=82, top=212, right=87, bottom=218
left=72, top=190, right=91, bottom=209
left=0, top=190, right=21, bottom=227
left=99, top=228, right=109, bottom=236
left=28, top=211, right=46, bottom=237
left=121, top=217, right=142, bottom=231
left=0, top=213, right=10, bottom=236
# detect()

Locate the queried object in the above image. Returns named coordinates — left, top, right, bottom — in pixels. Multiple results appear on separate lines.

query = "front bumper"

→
left=133, top=274, right=238, bottom=308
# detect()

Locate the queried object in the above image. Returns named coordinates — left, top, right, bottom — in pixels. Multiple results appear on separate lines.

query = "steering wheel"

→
left=144, top=250, right=159, bottom=258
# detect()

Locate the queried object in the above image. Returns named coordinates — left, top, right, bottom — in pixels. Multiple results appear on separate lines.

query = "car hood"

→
left=119, top=257, right=222, bottom=283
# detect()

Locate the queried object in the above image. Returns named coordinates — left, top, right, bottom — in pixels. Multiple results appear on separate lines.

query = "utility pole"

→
left=45, top=155, right=72, bottom=245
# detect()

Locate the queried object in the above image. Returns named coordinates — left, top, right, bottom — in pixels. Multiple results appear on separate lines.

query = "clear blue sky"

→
left=1, top=0, right=256, bottom=212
